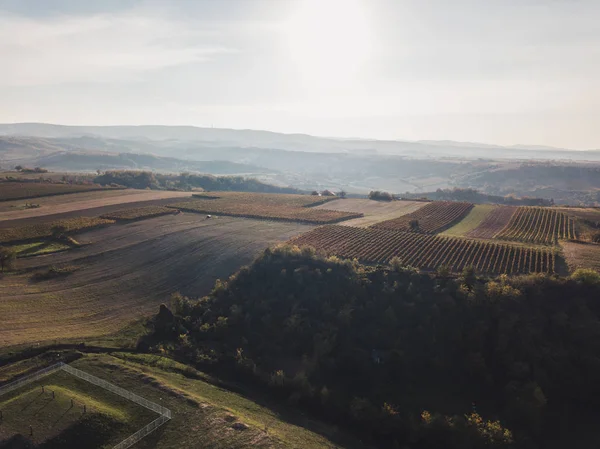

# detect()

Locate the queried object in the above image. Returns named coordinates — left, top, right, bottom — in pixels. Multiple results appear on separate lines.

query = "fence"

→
left=61, top=364, right=171, bottom=418
left=0, top=362, right=171, bottom=449
left=0, top=362, right=65, bottom=398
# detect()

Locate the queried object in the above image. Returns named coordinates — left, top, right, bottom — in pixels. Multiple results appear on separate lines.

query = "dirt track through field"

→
left=0, top=190, right=193, bottom=223
left=313, top=199, right=426, bottom=227
left=0, top=214, right=313, bottom=347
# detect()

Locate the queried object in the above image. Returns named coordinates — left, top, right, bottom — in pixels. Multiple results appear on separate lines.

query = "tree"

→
left=338, top=190, right=347, bottom=199
left=409, top=219, right=420, bottom=232
left=0, top=247, right=16, bottom=272
left=14, top=165, right=23, bottom=171
left=461, top=266, right=477, bottom=291
left=51, top=225, right=67, bottom=241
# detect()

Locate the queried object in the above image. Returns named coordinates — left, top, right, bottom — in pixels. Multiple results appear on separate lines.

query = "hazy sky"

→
left=1, top=0, right=598, bottom=148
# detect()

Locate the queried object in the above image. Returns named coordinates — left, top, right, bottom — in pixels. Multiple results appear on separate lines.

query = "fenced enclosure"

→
left=0, top=362, right=172, bottom=449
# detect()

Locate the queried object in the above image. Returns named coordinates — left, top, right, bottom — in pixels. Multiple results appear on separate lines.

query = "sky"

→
left=0, top=0, right=599, bottom=149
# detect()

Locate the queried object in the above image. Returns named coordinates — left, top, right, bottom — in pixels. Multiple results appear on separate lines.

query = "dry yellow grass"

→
left=560, top=241, right=600, bottom=273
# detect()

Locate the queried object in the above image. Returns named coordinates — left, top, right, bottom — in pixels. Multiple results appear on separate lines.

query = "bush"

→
left=570, top=268, right=600, bottom=285
left=369, top=190, right=393, bottom=201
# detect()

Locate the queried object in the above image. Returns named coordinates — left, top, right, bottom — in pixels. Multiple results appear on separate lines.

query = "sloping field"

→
left=290, top=225, right=562, bottom=275
left=0, top=181, right=119, bottom=202
left=313, top=198, right=426, bottom=227
left=192, top=191, right=333, bottom=207
left=172, top=193, right=361, bottom=224
left=0, top=369, right=156, bottom=447
left=0, top=216, right=114, bottom=243
left=466, top=206, right=517, bottom=239
left=371, top=201, right=474, bottom=234
left=441, top=204, right=496, bottom=237
left=557, top=207, right=600, bottom=224
left=560, top=241, right=600, bottom=273
left=0, top=353, right=363, bottom=449
left=0, top=215, right=313, bottom=348
left=0, top=189, right=192, bottom=222
left=495, top=207, right=577, bottom=244
left=101, top=205, right=176, bottom=221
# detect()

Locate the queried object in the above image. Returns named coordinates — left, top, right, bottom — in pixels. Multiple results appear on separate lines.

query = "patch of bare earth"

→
left=313, top=198, right=426, bottom=227
left=560, top=241, right=600, bottom=273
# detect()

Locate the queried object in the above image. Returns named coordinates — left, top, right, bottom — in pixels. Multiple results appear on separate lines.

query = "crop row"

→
left=170, top=199, right=362, bottom=224
left=0, top=182, right=119, bottom=202
left=495, top=207, right=576, bottom=244
left=0, top=217, right=115, bottom=244
left=290, top=225, right=560, bottom=275
left=101, top=206, right=177, bottom=221
left=371, top=201, right=474, bottom=234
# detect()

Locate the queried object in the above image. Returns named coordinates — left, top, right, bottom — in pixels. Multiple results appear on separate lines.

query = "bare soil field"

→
left=0, top=190, right=192, bottom=225
left=560, top=241, right=600, bottom=273
left=0, top=214, right=313, bottom=348
left=313, top=199, right=426, bottom=227
left=466, top=206, right=517, bottom=239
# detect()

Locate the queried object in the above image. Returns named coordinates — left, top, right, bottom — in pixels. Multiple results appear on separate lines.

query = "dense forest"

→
left=141, top=246, right=600, bottom=449
left=94, top=170, right=301, bottom=194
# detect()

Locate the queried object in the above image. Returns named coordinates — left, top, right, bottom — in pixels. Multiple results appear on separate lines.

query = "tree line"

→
left=140, top=245, right=600, bottom=448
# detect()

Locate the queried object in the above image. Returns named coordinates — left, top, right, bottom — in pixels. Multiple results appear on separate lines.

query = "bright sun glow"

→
left=286, top=0, right=372, bottom=87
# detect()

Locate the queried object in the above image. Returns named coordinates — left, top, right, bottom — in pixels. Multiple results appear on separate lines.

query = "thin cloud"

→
left=0, top=11, right=234, bottom=86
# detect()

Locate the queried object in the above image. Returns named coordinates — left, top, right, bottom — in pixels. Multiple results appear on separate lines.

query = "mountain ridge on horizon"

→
left=0, top=122, right=595, bottom=153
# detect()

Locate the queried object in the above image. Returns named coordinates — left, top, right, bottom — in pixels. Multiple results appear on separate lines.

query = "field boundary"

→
left=0, top=362, right=172, bottom=449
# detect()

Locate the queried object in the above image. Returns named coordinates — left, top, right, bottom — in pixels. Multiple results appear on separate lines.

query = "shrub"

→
left=570, top=268, right=600, bottom=285
left=369, top=191, right=393, bottom=201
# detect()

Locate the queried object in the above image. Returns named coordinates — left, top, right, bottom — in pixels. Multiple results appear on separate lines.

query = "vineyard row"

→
left=371, top=201, right=474, bottom=234
left=290, top=225, right=561, bottom=275
left=495, top=207, right=576, bottom=244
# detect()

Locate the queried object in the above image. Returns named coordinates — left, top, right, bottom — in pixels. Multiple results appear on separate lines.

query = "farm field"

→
left=0, top=216, right=114, bottom=244
left=192, top=191, right=334, bottom=207
left=290, top=225, right=563, bottom=275
left=466, top=206, right=517, bottom=239
left=560, top=241, right=600, bottom=272
left=441, top=204, right=496, bottom=237
left=0, top=353, right=362, bottom=449
left=0, top=189, right=192, bottom=223
left=101, top=205, right=177, bottom=221
left=0, top=181, right=119, bottom=202
left=172, top=193, right=361, bottom=224
left=371, top=201, right=474, bottom=234
left=495, top=207, right=576, bottom=244
left=312, top=198, right=426, bottom=227
left=0, top=214, right=313, bottom=348
left=0, top=368, right=156, bottom=447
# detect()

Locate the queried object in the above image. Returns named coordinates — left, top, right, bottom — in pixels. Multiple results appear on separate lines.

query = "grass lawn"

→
left=441, top=204, right=496, bottom=237
left=0, top=369, right=157, bottom=447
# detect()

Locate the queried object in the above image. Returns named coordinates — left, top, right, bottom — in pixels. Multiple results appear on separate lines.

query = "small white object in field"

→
left=206, top=215, right=212, bottom=219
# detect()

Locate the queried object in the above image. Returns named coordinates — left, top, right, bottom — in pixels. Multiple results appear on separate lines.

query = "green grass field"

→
left=1, top=353, right=365, bottom=449
left=441, top=204, right=496, bottom=237
left=0, top=369, right=156, bottom=448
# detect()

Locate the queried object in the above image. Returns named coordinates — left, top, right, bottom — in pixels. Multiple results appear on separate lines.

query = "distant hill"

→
left=1, top=122, right=599, bottom=161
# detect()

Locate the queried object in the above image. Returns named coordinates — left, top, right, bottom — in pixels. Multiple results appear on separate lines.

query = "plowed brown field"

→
left=0, top=214, right=313, bottom=348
